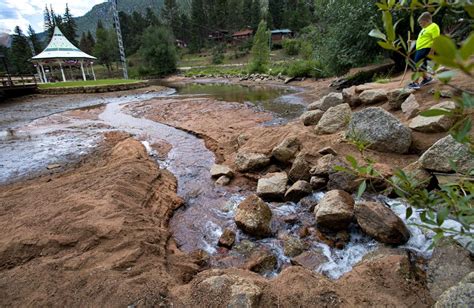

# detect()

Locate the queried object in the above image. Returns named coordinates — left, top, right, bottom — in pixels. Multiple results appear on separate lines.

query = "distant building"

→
left=271, top=29, right=293, bottom=44
left=176, top=39, right=187, bottom=48
left=208, top=30, right=230, bottom=43
left=232, top=29, right=254, bottom=43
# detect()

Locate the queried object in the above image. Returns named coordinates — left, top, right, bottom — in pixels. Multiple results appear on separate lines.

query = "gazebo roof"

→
left=32, top=27, right=96, bottom=61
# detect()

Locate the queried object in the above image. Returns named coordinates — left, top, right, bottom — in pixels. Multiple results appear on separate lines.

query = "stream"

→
left=0, top=83, right=439, bottom=279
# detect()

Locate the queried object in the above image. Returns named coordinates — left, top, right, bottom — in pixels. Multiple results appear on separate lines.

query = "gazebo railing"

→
left=0, top=74, right=38, bottom=88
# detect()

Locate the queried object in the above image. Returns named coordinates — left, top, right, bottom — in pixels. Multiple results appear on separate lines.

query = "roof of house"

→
left=31, top=27, right=96, bottom=61
left=271, top=29, right=293, bottom=34
left=232, top=29, right=254, bottom=37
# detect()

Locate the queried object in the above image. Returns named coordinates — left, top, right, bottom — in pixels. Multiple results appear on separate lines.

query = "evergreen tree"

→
left=79, top=31, right=95, bottom=54
left=94, top=22, right=118, bottom=74
left=138, top=26, right=177, bottom=76
left=248, top=20, right=269, bottom=73
left=251, top=0, right=261, bottom=30
left=10, top=26, right=34, bottom=74
left=44, top=5, right=54, bottom=40
left=145, top=7, right=160, bottom=27
left=161, top=0, right=180, bottom=35
left=242, top=0, right=253, bottom=27
left=27, top=25, right=43, bottom=55
left=176, top=13, right=191, bottom=42
left=63, top=3, right=78, bottom=46
left=269, top=0, right=284, bottom=29
left=215, top=0, right=228, bottom=29
left=190, top=0, right=206, bottom=52
left=227, top=0, right=243, bottom=30
left=87, top=31, right=96, bottom=50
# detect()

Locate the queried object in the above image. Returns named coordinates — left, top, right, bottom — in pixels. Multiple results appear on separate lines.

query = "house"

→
left=232, top=29, right=254, bottom=43
left=271, top=29, right=293, bottom=44
left=176, top=39, right=187, bottom=48
left=208, top=30, right=230, bottom=43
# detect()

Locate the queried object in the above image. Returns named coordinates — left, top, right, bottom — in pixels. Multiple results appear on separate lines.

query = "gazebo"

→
left=31, top=27, right=96, bottom=83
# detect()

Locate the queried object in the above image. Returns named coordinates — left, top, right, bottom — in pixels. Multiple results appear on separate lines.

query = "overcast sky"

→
left=0, top=1, right=105, bottom=34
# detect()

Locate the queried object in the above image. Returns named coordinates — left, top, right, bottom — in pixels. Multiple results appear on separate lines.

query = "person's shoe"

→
left=408, top=82, right=420, bottom=90
left=420, top=77, right=434, bottom=87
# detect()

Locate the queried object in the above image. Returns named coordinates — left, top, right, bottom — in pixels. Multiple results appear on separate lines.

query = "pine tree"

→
left=10, top=26, right=34, bottom=74
left=79, top=32, right=95, bottom=55
left=242, top=0, right=253, bottom=27
left=190, top=0, right=206, bottom=52
left=27, top=25, right=43, bottom=55
left=248, top=20, right=269, bottom=73
left=215, top=0, right=228, bottom=29
left=138, top=26, right=177, bottom=76
left=161, top=0, right=180, bottom=35
left=87, top=31, right=96, bottom=50
left=251, top=0, right=261, bottom=30
left=269, top=0, right=284, bottom=29
left=145, top=7, right=160, bottom=27
left=44, top=5, right=54, bottom=40
left=94, top=22, right=118, bottom=74
left=63, top=4, right=78, bottom=46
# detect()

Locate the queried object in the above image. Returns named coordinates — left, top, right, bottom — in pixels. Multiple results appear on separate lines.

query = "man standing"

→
left=408, top=12, right=440, bottom=90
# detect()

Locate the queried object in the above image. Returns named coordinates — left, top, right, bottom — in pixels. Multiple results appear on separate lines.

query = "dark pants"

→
left=413, top=48, right=431, bottom=71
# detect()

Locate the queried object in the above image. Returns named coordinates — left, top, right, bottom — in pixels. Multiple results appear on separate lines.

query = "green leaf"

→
left=437, top=207, right=449, bottom=226
left=460, top=33, right=474, bottom=61
left=433, top=36, right=457, bottom=59
left=420, top=109, right=452, bottom=117
left=430, top=55, right=459, bottom=69
left=357, top=180, right=367, bottom=199
left=346, top=155, right=358, bottom=169
left=437, top=70, right=456, bottom=84
left=377, top=41, right=398, bottom=51
left=406, top=206, right=413, bottom=219
left=382, top=11, right=395, bottom=42
left=465, top=5, right=474, bottom=18
left=369, top=29, right=387, bottom=41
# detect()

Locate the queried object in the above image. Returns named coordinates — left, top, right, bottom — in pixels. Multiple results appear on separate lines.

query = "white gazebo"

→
left=31, top=27, right=96, bottom=83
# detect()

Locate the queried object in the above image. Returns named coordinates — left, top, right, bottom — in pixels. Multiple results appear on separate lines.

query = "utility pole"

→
left=109, top=0, right=128, bottom=79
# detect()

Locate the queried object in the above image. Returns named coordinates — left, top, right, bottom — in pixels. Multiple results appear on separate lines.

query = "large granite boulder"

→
left=244, top=249, right=278, bottom=274
left=359, top=89, right=387, bottom=105
left=314, top=190, right=354, bottom=231
left=300, top=110, right=324, bottom=126
left=354, top=201, right=410, bottom=244
left=256, top=172, right=288, bottom=200
left=288, top=155, right=311, bottom=182
left=310, top=154, right=345, bottom=177
left=271, top=137, right=301, bottom=164
left=435, top=272, right=474, bottom=308
left=235, top=195, right=272, bottom=237
left=235, top=152, right=271, bottom=172
left=283, top=236, right=307, bottom=257
left=315, top=103, right=352, bottom=135
left=419, top=135, right=474, bottom=174
left=401, top=94, right=420, bottom=119
left=346, top=107, right=412, bottom=154
left=387, top=88, right=414, bottom=110
left=342, top=86, right=362, bottom=107
left=409, top=101, right=457, bottom=133
left=308, top=92, right=344, bottom=111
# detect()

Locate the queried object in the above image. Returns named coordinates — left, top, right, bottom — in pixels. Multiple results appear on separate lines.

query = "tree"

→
left=93, top=22, right=118, bottom=74
left=79, top=31, right=95, bottom=55
left=62, top=3, right=78, bottom=46
left=242, top=0, right=253, bottom=27
left=28, top=25, right=43, bottom=55
left=268, top=0, right=284, bottom=29
left=161, top=0, right=180, bottom=35
left=10, top=26, right=34, bottom=74
left=248, top=20, right=270, bottom=73
left=250, top=0, right=261, bottom=30
left=190, top=0, right=206, bottom=52
left=138, top=26, right=177, bottom=76
left=44, top=5, right=54, bottom=40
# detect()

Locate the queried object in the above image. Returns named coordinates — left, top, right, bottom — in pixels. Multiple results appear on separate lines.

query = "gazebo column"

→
left=35, top=65, right=44, bottom=83
left=90, top=62, right=96, bottom=81
left=58, top=61, right=66, bottom=82
left=40, top=64, right=47, bottom=83
left=80, top=60, right=86, bottom=81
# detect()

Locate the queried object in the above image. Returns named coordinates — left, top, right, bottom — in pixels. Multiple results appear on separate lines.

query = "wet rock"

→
left=228, top=280, right=262, bottom=308
left=401, top=94, right=420, bottom=119
left=211, top=164, right=234, bottom=178
left=310, top=176, right=327, bottom=190
left=435, top=272, right=474, bottom=308
left=235, top=195, right=272, bottom=237
left=397, top=161, right=432, bottom=189
left=387, top=88, right=414, bottom=110
left=342, top=86, right=362, bottom=107
left=235, top=152, right=271, bottom=172
left=327, top=171, right=359, bottom=193
left=283, top=236, right=307, bottom=257
left=315, top=228, right=350, bottom=249
left=291, top=249, right=328, bottom=270
left=271, top=137, right=301, bottom=163
left=310, top=154, right=345, bottom=177
left=190, top=249, right=210, bottom=267
left=429, top=88, right=454, bottom=98
left=318, top=146, right=338, bottom=156
left=419, top=135, right=474, bottom=174
left=308, top=92, right=344, bottom=111
left=256, top=172, right=288, bottom=201
left=285, top=180, right=312, bottom=202
left=359, top=89, right=387, bottom=105
left=299, top=197, right=319, bottom=212
left=300, top=110, right=324, bottom=126
left=234, top=240, right=258, bottom=256
left=409, top=101, right=457, bottom=133
left=216, top=175, right=231, bottom=186
left=201, top=274, right=233, bottom=292
left=315, top=103, right=352, bottom=135
left=427, top=240, right=474, bottom=301
left=314, top=190, right=354, bottom=231
left=244, top=249, right=277, bottom=274
left=354, top=201, right=410, bottom=244
left=218, top=229, right=236, bottom=249
left=47, top=164, right=61, bottom=170
left=288, top=155, right=311, bottom=182
left=347, top=107, right=412, bottom=154
left=237, top=134, right=249, bottom=147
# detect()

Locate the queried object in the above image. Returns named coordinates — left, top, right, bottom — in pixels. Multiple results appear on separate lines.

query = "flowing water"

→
left=0, top=83, right=448, bottom=280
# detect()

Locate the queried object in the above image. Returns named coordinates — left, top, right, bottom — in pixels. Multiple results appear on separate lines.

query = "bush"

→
left=248, top=21, right=270, bottom=74
left=211, top=44, right=225, bottom=64
left=287, top=60, right=323, bottom=78
left=282, top=38, right=300, bottom=56
left=138, top=26, right=177, bottom=76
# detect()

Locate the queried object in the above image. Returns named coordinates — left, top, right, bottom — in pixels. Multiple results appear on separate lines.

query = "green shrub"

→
left=282, top=38, right=300, bottom=56
left=211, top=45, right=225, bottom=64
left=138, top=26, right=177, bottom=76
left=248, top=21, right=270, bottom=74
left=287, top=60, right=323, bottom=78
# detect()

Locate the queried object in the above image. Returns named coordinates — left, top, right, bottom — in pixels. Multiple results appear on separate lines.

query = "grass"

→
left=38, top=79, right=143, bottom=89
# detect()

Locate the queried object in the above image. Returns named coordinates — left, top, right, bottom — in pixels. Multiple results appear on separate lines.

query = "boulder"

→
left=235, top=152, right=271, bottom=172
left=387, top=88, right=414, bottom=110
left=327, top=171, right=359, bottom=193
left=244, top=249, right=277, bottom=274
left=435, top=272, right=474, bottom=308
left=228, top=280, right=263, bottom=308
left=315, top=228, right=350, bottom=249
left=210, top=164, right=234, bottom=178
left=427, top=240, right=474, bottom=301
left=419, top=135, right=474, bottom=174
left=314, top=190, right=354, bottom=231
left=216, top=175, right=231, bottom=186
left=300, top=110, right=324, bottom=126
left=218, top=229, right=236, bottom=248
left=308, top=92, right=344, bottom=111
left=398, top=161, right=432, bottom=189
left=342, top=86, right=362, bottom=107
left=409, top=101, right=457, bottom=133
left=285, top=180, right=312, bottom=202
left=354, top=201, right=410, bottom=244
left=315, top=103, right=352, bottom=135
left=235, top=195, right=272, bottom=237
left=271, top=137, right=301, bottom=163
left=359, top=89, right=388, bottom=105
left=283, top=236, right=307, bottom=257
left=401, top=94, right=420, bottom=119
left=318, top=146, right=338, bottom=156
left=347, top=107, right=412, bottom=154
left=288, top=155, right=311, bottom=182
left=310, top=176, right=327, bottom=190
left=310, top=154, right=345, bottom=177
left=291, top=249, right=328, bottom=270
left=256, top=172, right=288, bottom=200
